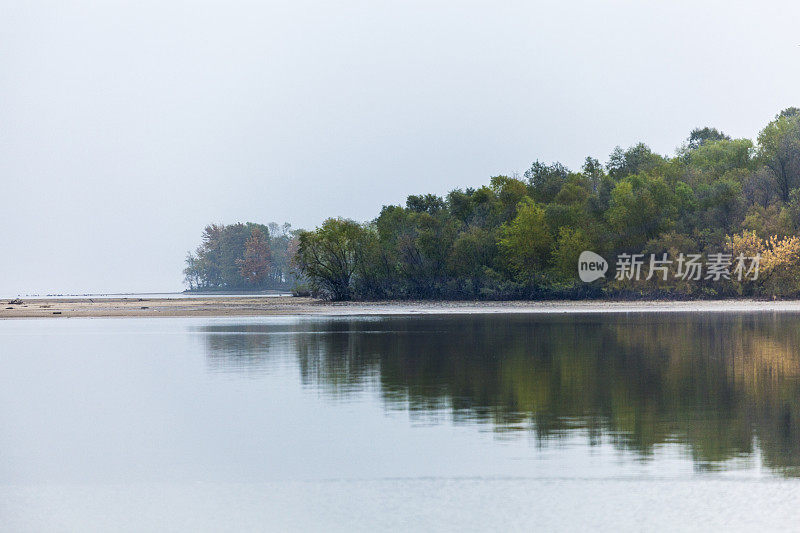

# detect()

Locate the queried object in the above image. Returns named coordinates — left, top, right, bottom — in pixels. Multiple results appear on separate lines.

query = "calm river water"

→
left=2, top=313, right=800, bottom=531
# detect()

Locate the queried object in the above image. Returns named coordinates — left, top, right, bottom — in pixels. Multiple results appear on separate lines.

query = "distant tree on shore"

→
left=183, top=222, right=298, bottom=291
left=238, top=228, right=271, bottom=284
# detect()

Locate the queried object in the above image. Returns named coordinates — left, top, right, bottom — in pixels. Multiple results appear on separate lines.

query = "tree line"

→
left=183, top=222, right=298, bottom=290
left=187, top=108, right=800, bottom=299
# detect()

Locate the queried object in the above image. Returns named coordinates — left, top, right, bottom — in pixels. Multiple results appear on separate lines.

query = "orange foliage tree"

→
left=238, top=228, right=271, bottom=285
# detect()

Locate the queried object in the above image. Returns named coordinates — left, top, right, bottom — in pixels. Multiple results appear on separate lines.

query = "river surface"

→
left=2, top=313, right=800, bottom=531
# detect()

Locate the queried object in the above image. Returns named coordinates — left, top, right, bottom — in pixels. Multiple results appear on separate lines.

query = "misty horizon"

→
left=3, top=1, right=799, bottom=295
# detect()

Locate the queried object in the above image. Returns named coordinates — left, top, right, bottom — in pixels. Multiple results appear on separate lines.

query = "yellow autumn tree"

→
left=760, top=235, right=800, bottom=297
left=726, top=231, right=800, bottom=297
left=726, top=230, right=763, bottom=259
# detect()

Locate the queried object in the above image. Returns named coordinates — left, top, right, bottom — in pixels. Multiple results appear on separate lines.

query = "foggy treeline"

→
left=188, top=108, right=800, bottom=299
left=183, top=222, right=298, bottom=291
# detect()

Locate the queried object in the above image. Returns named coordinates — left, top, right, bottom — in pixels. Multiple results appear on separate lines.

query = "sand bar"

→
left=3, top=296, right=800, bottom=319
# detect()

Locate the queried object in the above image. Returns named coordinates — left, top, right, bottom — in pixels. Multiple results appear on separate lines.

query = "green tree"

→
left=687, top=127, right=731, bottom=149
left=551, top=227, right=589, bottom=281
left=688, top=139, right=753, bottom=179
left=757, top=111, right=800, bottom=202
left=582, top=156, right=605, bottom=193
left=490, top=175, right=529, bottom=223
left=295, top=218, right=372, bottom=300
left=605, top=175, right=678, bottom=251
left=524, top=162, right=569, bottom=203
left=498, top=198, right=552, bottom=281
left=607, top=143, right=664, bottom=179
left=448, top=226, right=496, bottom=292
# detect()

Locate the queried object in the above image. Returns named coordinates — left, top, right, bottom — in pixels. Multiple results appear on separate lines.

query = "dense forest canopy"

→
left=187, top=108, right=800, bottom=299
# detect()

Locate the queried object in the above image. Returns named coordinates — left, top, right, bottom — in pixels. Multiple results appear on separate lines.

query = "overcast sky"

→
left=2, top=0, right=799, bottom=295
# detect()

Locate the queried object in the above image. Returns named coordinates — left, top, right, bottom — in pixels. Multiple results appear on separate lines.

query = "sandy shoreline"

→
left=3, top=296, right=800, bottom=319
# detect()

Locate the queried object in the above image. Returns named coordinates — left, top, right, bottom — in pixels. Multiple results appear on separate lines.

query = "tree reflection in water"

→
left=201, top=313, right=800, bottom=476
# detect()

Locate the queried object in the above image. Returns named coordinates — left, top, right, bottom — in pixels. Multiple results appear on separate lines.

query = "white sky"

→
left=2, top=0, right=799, bottom=295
